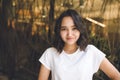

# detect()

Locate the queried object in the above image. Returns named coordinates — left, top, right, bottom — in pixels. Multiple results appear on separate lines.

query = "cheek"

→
left=76, top=32, right=80, bottom=40
left=76, top=31, right=80, bottom=37
left=60, top=31, right=66, bottom=39
left=78, top=33, right=80, bottom=37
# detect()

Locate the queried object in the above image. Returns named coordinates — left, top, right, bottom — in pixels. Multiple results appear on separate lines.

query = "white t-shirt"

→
left=39, top=44, right=106, bottom=80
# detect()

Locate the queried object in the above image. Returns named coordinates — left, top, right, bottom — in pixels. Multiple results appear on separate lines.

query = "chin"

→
left=66, top=42, right=76, bottom=45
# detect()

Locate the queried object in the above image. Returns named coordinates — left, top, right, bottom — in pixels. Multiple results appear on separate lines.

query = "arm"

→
left=38, top=64, right=50, bottom=80
left=100, top=57, right=120, bottom=80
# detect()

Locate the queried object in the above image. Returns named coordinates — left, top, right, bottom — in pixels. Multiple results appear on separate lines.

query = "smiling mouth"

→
left=67, top=38, right=74, bottom=40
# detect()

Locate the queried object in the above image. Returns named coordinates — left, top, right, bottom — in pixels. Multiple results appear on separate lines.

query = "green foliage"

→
left=89, top=34, right=111, bottom=56
left=89, top=34, right=120, bottom=80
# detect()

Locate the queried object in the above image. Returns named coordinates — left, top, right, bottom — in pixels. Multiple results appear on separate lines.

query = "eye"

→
left=72, top=27, right=77, bottom=30
left=60, top=27, right=66, bottom=31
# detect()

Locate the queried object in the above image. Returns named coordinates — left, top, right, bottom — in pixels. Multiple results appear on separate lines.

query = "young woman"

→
left=38, top=9, right=120, bottom=80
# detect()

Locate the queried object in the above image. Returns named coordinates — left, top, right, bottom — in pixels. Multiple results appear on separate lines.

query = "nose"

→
left=67, top=30, right=73, bottom=36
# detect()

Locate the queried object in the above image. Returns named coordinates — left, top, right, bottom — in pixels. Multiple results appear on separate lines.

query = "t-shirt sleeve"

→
left=39, top=48, right=52, bottom=70
left=91, top=45, right=106, bottom=73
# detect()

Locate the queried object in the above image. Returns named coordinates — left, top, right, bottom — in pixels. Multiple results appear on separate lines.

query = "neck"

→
left=63, top=44, right=78, bottom=54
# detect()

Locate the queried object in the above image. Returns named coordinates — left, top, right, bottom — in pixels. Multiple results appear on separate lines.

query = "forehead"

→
left=61, top=16, right=74, bottom=26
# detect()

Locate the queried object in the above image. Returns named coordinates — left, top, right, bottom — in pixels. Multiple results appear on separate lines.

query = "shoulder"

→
left=45, top=47, right=58, bottom=53
left=40, top=47, right=58, bottom=61
left=85, top=44, right=98, bottom=51
left=85, top=44, right=105, bottom=55
left=43, top=47, right=58, bottom=56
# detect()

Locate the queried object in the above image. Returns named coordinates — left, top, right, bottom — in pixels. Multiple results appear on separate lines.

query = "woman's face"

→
left=60, top=16, right=80, bottom=46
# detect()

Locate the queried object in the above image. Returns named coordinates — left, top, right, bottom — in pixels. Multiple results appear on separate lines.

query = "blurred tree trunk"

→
left=1, top=0, right=11, bottom=28
left=48, top=0, right=55, bottom=43
left=0, top=0, right=15, bottom=77
left=0, top=0, right=11, bottom=65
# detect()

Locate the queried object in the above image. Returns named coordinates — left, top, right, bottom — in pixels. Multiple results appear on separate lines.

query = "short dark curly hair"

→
left=53, top=9, right=88, bottom=53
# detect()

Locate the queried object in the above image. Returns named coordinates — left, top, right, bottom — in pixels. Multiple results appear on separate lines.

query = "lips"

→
left=66, top=37, right=74, bottom=40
